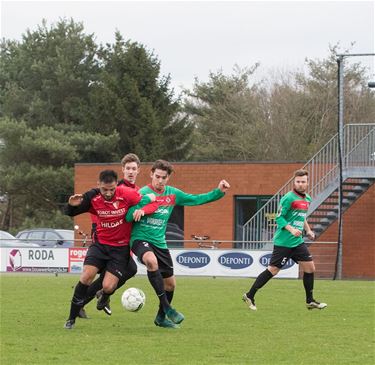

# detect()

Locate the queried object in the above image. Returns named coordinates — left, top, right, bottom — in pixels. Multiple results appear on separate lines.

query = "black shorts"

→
left=84, top=242, right=135, bottom=280
left=269, top=243, right=313, bottom=268
left=132, top=240, right=174, bottom=278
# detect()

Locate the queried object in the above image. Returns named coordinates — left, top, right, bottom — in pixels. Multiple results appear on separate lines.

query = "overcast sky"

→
left=1, top=0, right=374, bottom=92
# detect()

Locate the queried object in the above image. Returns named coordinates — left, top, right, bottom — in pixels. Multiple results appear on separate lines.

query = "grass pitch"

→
left=0, top=274, right=374, bottom=365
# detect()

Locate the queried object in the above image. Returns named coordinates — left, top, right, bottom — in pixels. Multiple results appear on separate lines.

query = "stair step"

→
left=331, top=192, right=358, bottom=198
left=342, top=188, right=365, bottom=192
left=342, top=198, right=354, bottom=204
left=308, top=178, right=374, bottom=239
left=325, top=199, right=352, bottom=205
left=309, top=212, right=337, bottom=219
left=311, top=220, right=331, bottom=226
left=310, top=209, right=338, bottom=215
left=343, top=181, right=371, bottom=186
left=315, top=208, right=339, bottom=212
left=344, top=195, right=357, bottom=200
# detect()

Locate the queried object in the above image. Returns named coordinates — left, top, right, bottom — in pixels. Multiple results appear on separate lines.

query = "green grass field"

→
left=0, top=274, right=374, bottom=365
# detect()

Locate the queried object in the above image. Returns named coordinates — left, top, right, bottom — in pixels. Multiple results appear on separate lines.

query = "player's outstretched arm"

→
left=64, top=188, right=98, bottom=216
left=175, top=181, right=229, bottom=207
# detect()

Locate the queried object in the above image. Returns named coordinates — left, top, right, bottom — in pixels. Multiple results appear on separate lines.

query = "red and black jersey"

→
left=90, top=179, right=140, bottom=236
left=66, top=185, right=153, bottom=247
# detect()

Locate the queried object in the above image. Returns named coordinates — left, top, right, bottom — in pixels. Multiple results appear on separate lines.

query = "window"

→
left=29, top=231, right=44, bottom=240
left=44, top=231, right=60, bottom=246
left=234, top=195, right=272, bottom=246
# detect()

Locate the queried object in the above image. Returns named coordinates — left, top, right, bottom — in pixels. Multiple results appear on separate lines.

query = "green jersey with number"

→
left=273, top=190, right=312, bottom=248
left=127, top=184, right=225, bottom=249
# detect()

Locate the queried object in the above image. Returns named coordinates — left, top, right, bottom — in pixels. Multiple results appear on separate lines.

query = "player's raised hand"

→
left=218, top=180, right=230, bottom=192
left=68, top=194, right=84, bottom=206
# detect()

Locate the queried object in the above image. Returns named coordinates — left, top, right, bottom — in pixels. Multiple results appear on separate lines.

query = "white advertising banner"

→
left=0, top=247, right=6, bottom=272
left=133, top=249, right=299, bottom=278
left=1, top=247, right=69, bottom=273
left=0, top=248, right=298, bottom=278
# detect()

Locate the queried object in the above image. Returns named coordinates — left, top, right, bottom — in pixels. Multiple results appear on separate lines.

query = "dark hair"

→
left=99, top=170, right=118, bottom=183
left=151, top=159, right=174, bottom=175
left=294, top=169, right=308, bottom=177
left=121, top=153, right=140, bottom=167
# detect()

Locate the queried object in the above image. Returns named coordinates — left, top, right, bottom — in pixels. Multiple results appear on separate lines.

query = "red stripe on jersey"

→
left=155, top=195, right=176, bottom=206
left=291, top=200, right=309, bottom=210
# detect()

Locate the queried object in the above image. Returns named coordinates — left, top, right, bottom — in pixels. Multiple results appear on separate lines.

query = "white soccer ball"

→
left=121, top=287, right=146, bottom=312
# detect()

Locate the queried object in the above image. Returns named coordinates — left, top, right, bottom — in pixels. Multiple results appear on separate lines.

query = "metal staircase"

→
left=242, top=124, right=375, bottom=246
left=308, top=178, right=374, bottom=236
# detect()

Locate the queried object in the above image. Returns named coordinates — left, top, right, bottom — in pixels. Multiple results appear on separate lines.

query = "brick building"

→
left=73, top=161, right=374, bottom=279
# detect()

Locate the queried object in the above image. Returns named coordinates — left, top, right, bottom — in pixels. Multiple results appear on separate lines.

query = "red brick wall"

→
left=301, top=243, right=337, bottom=279
left=73, top=162, right=374, bottom=279
left=318, top=184, right=375, bottom=279
left=73, top=162, right=303, bottom=248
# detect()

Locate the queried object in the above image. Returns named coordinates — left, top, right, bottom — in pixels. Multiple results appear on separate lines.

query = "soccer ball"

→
left=121, top=287, right=146, bottom=312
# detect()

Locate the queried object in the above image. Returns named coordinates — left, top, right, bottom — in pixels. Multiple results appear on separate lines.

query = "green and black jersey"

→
left=273, top=190, right=312, bottom=248
left=126, top=184, right=225, bottom=249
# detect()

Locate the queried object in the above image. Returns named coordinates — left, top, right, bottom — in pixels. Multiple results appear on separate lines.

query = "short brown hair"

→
left=294, top=169, right=308, bottom=177
left=121, top=153, right=140, bottom=167
left=151, top=159, right=174, bottom=175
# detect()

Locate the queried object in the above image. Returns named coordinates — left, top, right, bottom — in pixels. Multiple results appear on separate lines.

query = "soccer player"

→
left=126, top=159, right=230, bottom=329
left=242, top=169, right=327, bottom=311
left=64, top=169, right=157, bottom=329
left=79, top=153, right=141, bottom=318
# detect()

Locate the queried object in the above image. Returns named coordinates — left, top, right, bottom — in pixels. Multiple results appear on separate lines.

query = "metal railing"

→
left=344, top=125, right=375, bottom=170
left=242, top=123, right=375, bottom=242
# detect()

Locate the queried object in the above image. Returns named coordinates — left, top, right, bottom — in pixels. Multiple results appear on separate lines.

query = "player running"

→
left=126, top=159, right=230, bottom=329
left=242, top=169, right=327, bottom=311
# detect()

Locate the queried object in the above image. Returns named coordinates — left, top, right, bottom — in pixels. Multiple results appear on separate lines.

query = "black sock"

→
left=247, top=269, right=274, bottom=300
left=303, top=272, right=314, bottom=303
left=69, top=281, right=89, bottom=320
left=147, top=270, right=170, bottom=312
left=166, top=290, right=174, bottom=304
left=158, top=290, right=174, bottom=317
left=83, top=273, right=105, bottom=305
left=116, top=258, right=138, bottom=291
left=99, top=292, right=111, bottom=302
